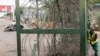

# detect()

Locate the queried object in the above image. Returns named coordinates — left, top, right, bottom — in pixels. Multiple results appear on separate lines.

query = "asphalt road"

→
left=0, top=19, right=17, bottom=56
left=0, top=18, right=36, bottom=56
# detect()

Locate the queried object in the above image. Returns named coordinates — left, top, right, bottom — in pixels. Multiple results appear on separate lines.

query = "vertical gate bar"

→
left=37, top=34, right=40, bottom=56
left=53, top=34, right=56, bottom=56
left=85, top=0, right=88, bottom=55
left=80, top=0, right=88, bottom=56
left=36, top=0, right=39, bottom=20
left=16, top=33, right=21, bottom=56
left=15, top=0, right=21, bottom=56
left=36, top=0, right=40, bottom=56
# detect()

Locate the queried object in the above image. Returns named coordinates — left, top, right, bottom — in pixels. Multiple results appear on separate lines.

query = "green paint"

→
left=15, top=0, right=21, bottom=56
left=80, top=0, right=88, bottom=56
left=20, top=29, right=80, bottom=34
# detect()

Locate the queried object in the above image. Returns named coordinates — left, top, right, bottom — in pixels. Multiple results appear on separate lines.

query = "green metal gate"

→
left=15, top=0, right=88, bottom=56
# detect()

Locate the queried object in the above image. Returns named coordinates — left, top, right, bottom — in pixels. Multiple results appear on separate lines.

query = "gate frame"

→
left=15, top=0, right=88, bottom=56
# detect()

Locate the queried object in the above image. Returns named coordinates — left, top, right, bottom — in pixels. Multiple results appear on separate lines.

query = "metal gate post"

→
left=15, top=0, right=21, bottom=56
left=80, top=0, right=88, bottom=56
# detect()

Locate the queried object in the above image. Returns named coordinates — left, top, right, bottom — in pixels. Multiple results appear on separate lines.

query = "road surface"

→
left=0, top=18, right=37, bottom=56
left=0, top=18, right=17, bottom=56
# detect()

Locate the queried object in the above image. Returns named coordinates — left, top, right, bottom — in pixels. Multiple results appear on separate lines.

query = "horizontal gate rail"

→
left=20, top=29, right=80, bottom=34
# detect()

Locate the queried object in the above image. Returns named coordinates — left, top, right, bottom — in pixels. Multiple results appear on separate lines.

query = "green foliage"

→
left=88, top=0, right=100, bottom=9
left=5, top=13, right=13, bottom=16
left=14, top=6, right=23, bottom=16
left=88, top=0, right=93, bottom=9
left=19, top=7, right=23, bottom=15
left=94, top=0, right=100, bottom=4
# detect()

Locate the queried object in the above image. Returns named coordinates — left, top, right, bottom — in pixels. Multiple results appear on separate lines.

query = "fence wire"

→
left=20, top=0, right=81, bottom=56
left=21, top=34, right=80, bottom=56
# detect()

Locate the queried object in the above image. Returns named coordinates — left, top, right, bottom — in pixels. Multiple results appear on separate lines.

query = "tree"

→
left=88, top=0, right=93, bottom=10
left=94, top=0, right=100, bottom=4
left=5, top=13, right=13, bottom=20
left=43, top=0, right=80, bottom=56
left=87, top=0, right=100, bottom=29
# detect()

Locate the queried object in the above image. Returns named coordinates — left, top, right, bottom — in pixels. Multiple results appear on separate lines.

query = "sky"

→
left=0, top=0, right=42, bottom=17
left=0, top=0, right=28, bottom=17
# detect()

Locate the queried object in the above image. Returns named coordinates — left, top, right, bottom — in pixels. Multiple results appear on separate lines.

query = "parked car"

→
left=4, top=24, right=24, bottom=32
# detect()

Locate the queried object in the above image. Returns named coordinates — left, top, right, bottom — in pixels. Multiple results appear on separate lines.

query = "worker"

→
left=87, top=28, right=98, bottom=56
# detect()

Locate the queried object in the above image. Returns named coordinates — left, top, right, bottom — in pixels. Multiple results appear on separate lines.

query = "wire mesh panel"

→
left=21, top=34, right=37, bottom=56
left=19, top=0, right=80, bottom=29
left=20, top=34, right=80, bottom=56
